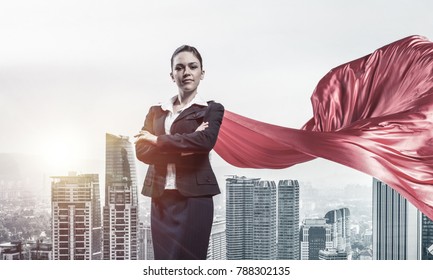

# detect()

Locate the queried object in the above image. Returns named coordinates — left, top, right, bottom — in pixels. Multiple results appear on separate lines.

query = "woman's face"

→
left=170, top=51, right=204, bottom=95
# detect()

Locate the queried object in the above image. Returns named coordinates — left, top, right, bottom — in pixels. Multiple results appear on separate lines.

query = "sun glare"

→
left=40, top=132, right=88, bottom=175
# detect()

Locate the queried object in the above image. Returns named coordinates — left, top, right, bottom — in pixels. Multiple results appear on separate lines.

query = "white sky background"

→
left=1, top=0, right=433, bottom=189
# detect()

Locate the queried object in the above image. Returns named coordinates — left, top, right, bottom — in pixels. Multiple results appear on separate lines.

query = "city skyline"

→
left=0, top=144, right=374, bottom=214
left=0, top=148, right=373, bottom=260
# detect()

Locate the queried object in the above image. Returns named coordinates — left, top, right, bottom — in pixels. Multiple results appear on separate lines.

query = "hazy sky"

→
left=2, top=0, right=433, bottom=188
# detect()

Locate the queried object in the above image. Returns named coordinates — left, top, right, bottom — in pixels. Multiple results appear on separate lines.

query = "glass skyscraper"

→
left=373, top=178, right=433, bottom=260
left=277, top=179, right=300, bottom=260
left=253, top=180, right=277, bottom=260
left=422, top=214, right=433, bottom=260
left=226, top=176, right=257, bottom=259
left=103, top=133, right=139, bottom=260
left=226, top=176, right=298, bottom=260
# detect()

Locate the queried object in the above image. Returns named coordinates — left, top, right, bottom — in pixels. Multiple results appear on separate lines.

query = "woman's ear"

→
left=201, top=70, right=205, bottom=80
left=170, top=72, right=175, bottom=82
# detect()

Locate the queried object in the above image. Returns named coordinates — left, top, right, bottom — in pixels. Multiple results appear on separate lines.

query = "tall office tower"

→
left=299, top=218, right=333, bottom=260
left=421, top=215, right=433, bottom=260
left=207, top=218, right=227, bottom=260
left=373, top=178, right=433, bottom=260
left=138, top=222, right=154, bottom=260
left=226, top=176, right=277, bottom=259
left=51, top=173, right=102, bottom=260
left=325, top=208, right=351, bottom=257
left=226, top=176, right=257, bottom=259
left=103, top=133, right=139, bottom=260
left=254, top=180, right=277, bottom=259
left=277, top=179, right=300, bottom=260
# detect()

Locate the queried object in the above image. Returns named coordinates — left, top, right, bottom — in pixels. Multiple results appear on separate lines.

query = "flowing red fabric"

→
left=214, top=35, right=433, bottom=220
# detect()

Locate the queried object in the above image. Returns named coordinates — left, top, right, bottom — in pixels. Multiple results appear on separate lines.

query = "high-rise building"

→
left=277, top=179, right=300, bottom=260
left=207, top=218, right=226, bottom=260
left=253, top=180, right=277, bottom=260
left=103, top=133, right=139, bottom=260
left=138, top=222, right=154, bottom=260
left=226, top=176, right=257, bottom=259
left=373, top=178, right=433, bottom=260
left=324, top=208, right=351, bottom=258
left=51, top=173, right=102, bottom=260
left=422, top=215, right=433, bottom=260
left=299, top=218, right=333, bottom=260
left=226, top=176, right=300, bottom=260
left=226, top=176, right=279, bottom=260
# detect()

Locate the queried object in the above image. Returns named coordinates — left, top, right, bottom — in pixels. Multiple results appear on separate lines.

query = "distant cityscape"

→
left=1, top=133, right=432, bottom=260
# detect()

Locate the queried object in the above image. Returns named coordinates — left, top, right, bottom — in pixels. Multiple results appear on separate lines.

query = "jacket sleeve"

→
left=135, top=106, right=171, bottom=165
left=156, top=102, right=225, bottom=153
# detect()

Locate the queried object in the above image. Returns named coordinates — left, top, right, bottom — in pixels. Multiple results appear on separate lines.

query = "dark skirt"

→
left=151, top=190, right=214, bottom=260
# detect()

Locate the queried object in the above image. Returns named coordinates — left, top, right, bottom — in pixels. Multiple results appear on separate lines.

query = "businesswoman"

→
left=135, top=45, right=224, bottom=260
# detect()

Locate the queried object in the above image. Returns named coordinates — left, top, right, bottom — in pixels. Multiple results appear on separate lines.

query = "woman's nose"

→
left=183, top=67, right=191, bottom=75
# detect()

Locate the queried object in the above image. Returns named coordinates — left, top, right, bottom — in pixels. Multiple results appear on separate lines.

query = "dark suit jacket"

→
left=135, top=101, right=224, bottom=198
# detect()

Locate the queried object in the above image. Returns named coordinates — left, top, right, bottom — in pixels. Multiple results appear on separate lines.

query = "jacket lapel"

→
left=173, top=104, right=207, bottom=125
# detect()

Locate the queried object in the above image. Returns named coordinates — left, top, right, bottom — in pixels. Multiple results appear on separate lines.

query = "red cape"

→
left=214, top=35, right=433, bottom=220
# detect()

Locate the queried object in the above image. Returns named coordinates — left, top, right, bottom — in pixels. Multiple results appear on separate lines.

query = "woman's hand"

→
left=134, top=130, right=157, bottom=145
left=135, top=122, right=208, bottom=151
left=195, top=122, right=209, bottom=132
